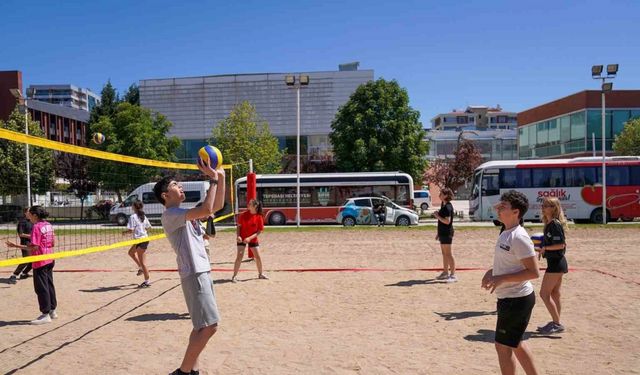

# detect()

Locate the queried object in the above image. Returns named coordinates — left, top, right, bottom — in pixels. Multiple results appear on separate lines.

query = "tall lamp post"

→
left=10, top=88, right=32, bottom=205
left=591, top=64, right=618, bottom=224
left=285, top=74, right=309, bottom=227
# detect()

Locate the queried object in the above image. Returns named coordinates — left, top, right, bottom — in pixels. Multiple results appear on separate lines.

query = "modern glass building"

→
left=139, top=65, right=373, bottom=161
left=27, top=84, right=100, bottom=112
left=425, top=130, right=517, bottom=161
left=518, top=90, right=640, bottom=159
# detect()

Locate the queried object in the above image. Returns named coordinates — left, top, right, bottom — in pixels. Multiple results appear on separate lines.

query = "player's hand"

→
left=237, top=236, right=243, bottom=243
left=481, top=269, right=493, bottom=290
left=197, top=158, right=218, bottom=179
left=435, top=234, right=439, bottom=241
left=5, top=241, right=16, bottom=248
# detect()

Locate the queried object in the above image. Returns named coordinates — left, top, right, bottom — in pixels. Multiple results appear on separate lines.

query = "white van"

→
left=110, top=181, right=210, bottom=226
left=413, top=190, right=432, bottom=211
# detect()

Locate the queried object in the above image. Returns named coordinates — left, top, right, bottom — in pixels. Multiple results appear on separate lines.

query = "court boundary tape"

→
left=2, top=266, right=637, bottom=285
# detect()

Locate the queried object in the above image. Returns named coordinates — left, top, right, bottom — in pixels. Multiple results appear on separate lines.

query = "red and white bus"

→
left=235, top=172, right=415, bottom=225
left=469, top=156, right=640, bottom=223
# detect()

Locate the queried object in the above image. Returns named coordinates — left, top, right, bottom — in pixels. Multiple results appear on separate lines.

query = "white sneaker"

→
left=31, top=314, right=52, bottom=325
left=435, top=272, right=449, bottom=280
left=49, top=310, right=58, bottom=319
left=446, top=274, right=458, bottom=283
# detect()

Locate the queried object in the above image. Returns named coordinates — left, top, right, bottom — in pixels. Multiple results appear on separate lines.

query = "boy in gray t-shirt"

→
left=153, top=161, right=225, bottom=375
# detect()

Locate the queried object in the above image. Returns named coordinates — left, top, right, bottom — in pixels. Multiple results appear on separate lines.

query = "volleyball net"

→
left=0, top=128, right=234, bottom=268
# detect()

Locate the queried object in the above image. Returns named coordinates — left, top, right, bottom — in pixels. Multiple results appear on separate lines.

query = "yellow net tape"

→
left=0, top=128, right=236, bottom=268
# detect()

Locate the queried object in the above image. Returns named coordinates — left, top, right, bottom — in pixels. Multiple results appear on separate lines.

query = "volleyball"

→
left=198, top=145, right=223, bottom=169
left=92, top=132, right=105, bottom=144
left=531, top=232, right=544, bottom=250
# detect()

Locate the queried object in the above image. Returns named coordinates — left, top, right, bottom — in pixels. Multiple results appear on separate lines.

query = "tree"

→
left=88, top=102, right=181, bottom=201
left=329, top=78, right=429, bottom=181
left=0, top=107, right=54, bottom=200
left=613, top=117, right=640, bottom=156
left=212, top=101, right=283, bottom=178
left=423, top=138, right=483, bottom=191
left=89, top=80, right=119, bottom=125
left=55, top=152, right=97, bottom=219
left=123, top=83, right=140, bottom=106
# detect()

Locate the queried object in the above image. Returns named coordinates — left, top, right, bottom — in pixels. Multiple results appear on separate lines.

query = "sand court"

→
left=1, top=226, right=639, bottom=374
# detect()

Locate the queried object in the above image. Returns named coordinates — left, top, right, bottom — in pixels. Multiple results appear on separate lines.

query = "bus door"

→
left=480, top=170, right=500, bottom=221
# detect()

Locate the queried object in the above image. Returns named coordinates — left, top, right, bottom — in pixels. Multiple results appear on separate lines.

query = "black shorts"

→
left=237, top=242, right=259, bottom=248
left=136, top=241, right=149, bottom=250
left=545, top=256, right=568, bottom=273
left=439, top=236, right=453, bottom=245
left=495, top=292, right=535, bottom=348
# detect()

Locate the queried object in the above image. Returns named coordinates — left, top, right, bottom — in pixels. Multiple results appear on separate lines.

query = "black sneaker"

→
left=191, top=371, right=200, bottom=375
left=19, top=273, right=30, bottom=280
left=9, top=275, right=17, bottom=284
left=138, top=281, right=151, bottom=288
left=169, top=369, right=190, bottom=375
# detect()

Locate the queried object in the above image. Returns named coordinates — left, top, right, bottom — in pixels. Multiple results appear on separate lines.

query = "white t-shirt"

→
left=161, top=207, right=211, bottom=278
left=127, top=213, right=151, bottom=239
left=492, top=225, right=536, bottom=299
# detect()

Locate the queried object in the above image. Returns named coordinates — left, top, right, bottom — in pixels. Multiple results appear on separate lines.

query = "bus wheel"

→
left=590, top=208, right=610, bottom=224
left=268, top=211, right=286, bottom=225
left=396, top=216, right=410, bottom=226
left=420, top=203, right=429, bottom=211
left=342, top=216, right=356, bottom=227
left=116, top=214, right=128, bottom=226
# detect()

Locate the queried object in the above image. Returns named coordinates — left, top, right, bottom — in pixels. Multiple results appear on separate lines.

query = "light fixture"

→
left=299, top=75, right=310, bottom=85
left=602, top=82, right=613, bottom=93
left=285, top=75, right=295, bottom=86
left=591, top=65, right=603, bottom=77
left=606, top=64, right=619, bottom=76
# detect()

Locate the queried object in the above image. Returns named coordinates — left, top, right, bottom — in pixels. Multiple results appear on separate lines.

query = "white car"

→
left=336, top=197, right=420, bottom=226
left=413, top=190, right=432, bottom=211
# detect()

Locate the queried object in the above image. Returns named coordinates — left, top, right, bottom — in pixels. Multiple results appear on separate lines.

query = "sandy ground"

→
left=1, top=226, right=639, bottom=374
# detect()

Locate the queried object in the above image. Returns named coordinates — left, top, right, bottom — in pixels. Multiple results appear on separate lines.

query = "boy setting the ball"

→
left=153, top=155, right=225, bottom=375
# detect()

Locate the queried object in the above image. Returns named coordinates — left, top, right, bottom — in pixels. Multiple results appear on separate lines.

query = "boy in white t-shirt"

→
left=482, top=190, right=540, bottom=375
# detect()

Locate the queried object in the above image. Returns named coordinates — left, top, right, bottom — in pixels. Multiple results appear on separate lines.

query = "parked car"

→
left=413, top=190, right=432, bottom=211
left=336, top=197, right=419, bottom=227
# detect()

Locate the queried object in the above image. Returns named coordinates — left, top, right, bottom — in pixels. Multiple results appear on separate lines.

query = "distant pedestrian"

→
left=433, top=188, right=456, bottom=283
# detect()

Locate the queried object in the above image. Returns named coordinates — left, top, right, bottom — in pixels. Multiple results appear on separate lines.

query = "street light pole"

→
left=10, top=89, right=31, bottom=205
left=285, top=74, right=309, bottom=227
left=591, top=64, right=618, bottom=224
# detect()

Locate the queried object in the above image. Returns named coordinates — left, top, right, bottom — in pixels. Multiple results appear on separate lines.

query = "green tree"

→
left=54, top=152, right=97, bottom=219
left=212, top=101, right=283, bottom=178
left=89, top=80, right=119, bottom=125
left=123, top=83, right=140, bottom=106
left=613, top=117, right=640, bottom=156
left=0, top=107, right=54, bottom=199
left=88, top=102, right=181, bottom=200
left=329, top=78, right=429, bottom=181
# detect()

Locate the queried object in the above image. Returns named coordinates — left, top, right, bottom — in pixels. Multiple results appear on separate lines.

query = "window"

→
left=396, top=186, right=410, bottom=205
left=497, top=116, right=508, bottom=123
left=499, top=169, right=531, bottom=189
left=597, top=167, right=629, bottom=186
left=630, top=166, right=640, bottom=185
left=570, top=111, right=586, bottom=141
left=123, top=194, right=138, bottom=207
left=354, top=198, right=371, bottom=207
left=532, top=168, right=563, bottom=187
left=565, top=167, right=596, bottom=187
left=560, top=116, right=571, bottom=143
left=184, top=191, right=201, bottom=203
left=536, top=122, right=549, bottom=145
left=456, top=116, right=468, bottom=124
left=482, top=174, right=500, bottom=196
left=612, top=110, right=631, bottom=136
left=548, top=119, right=559, bottom=143
left=142, top=192, right=159, bottom=204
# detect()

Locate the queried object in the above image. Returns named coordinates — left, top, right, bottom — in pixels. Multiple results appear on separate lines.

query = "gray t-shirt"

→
left=162, top=207, right=211, bottom=278
left=492, top=225, right=536, bottom=299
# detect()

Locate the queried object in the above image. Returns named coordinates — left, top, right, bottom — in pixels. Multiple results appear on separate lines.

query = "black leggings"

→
left=13, top=249, right=32, bottom=276
left=34, top=262, right=57, bottom=314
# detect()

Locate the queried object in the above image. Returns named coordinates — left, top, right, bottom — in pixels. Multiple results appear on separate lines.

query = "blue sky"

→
left=1, top=0, right=638, bottom=127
